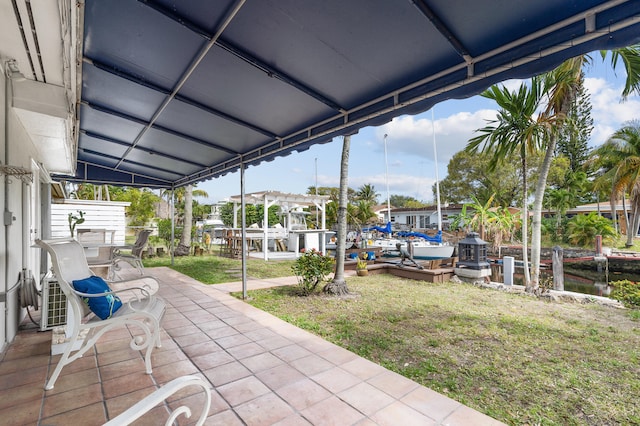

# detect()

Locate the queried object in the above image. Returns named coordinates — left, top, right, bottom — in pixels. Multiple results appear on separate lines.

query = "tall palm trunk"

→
left=179, top=185, right=193, bottom=248
left=531, top=133, right=557, bottom=290
left=629, top=185, right=640, bottom=247
left=622, top=195, right=630, bottom=245
left=324, top=135, right=350, bottom=295
left=531, top=62, right=579, bottom=292
left=521, top=154, right=531, bottom=287
left=610, top=186, right=618, bottom=233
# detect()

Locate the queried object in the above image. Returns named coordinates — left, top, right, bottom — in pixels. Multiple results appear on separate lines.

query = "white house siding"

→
left=0, top=67, right=52, bottom=352
left=388, top=206, right=464, bottom=231
left=51, top=200, right=129, bottom=245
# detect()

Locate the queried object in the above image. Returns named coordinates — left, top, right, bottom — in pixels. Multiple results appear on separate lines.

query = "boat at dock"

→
left=362, top=116, right=454, bottom=261
left=362, top=223, right=455, bottom=260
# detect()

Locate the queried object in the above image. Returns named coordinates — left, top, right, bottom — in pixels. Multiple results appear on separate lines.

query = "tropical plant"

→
left=529, top=47, right=640, bottom=291
left=356, top=184, right=379, bottom=204
left=467, top=194, right=496, bottom=240
left=354, top=200, right=376, bottom=226
left=467, top=76, right=550, bottom=289
left=157, top=218, right=180, bottom=248
left=470, top=45, right=640, bottom=291
left=111, top=187, right=160, bottom=227
left=68, top=210, right=85, bottom=237
left=488, top=206, right=521, bottom=250
left=566, top=212, right=617, bottom=247
left=292, top=249, right=335, bottom=295
left=356, top=253, right=369, bottom=270
left=449, top=204, right=473, bottom=232
left=591, top=122, right=640, bottom=246
left=545, top=188, right=574, bottom=230
left=610, top=279, right=640, bottom=309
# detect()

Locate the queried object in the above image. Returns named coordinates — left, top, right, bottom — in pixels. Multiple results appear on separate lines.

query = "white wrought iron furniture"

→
left=104, top=375, right=211, bottom=426
left=35, top=238, right=166, bottom=391
left=109, top=229, right=153, bottom=279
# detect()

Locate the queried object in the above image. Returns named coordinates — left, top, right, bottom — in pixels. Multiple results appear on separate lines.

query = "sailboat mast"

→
left=432, top=110, right=442, bottom=231
left=384, top=133, right=391, bottom=224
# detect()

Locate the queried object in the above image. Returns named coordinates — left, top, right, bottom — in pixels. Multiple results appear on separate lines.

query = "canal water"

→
left=490, top=263, right=640, bottom=297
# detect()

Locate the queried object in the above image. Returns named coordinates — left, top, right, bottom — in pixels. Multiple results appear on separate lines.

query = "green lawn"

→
left=143, top=251, right=296, bottom=283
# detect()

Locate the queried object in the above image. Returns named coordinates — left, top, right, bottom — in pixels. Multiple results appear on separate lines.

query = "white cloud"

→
left=372, top=109, right=497, bottom=164
left=584, top=76, right=640, bottom=146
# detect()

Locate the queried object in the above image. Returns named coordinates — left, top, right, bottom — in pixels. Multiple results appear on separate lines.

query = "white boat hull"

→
left=410, top=243, right=455, bottom=260
left=366, top=238, right=454, bottom=260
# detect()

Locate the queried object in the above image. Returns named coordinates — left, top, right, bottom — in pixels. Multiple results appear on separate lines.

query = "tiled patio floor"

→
left=0, top=266, right=505, bottom=425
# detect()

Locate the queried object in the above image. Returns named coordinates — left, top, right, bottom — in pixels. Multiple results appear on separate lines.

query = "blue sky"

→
left=199, top=55, right=640, bottom=205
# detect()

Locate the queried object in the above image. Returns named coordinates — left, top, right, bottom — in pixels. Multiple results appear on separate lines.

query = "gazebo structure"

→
left=227, top=191, right=331, bottom=260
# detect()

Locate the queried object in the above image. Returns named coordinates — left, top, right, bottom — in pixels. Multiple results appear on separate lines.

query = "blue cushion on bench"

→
left=72, top=276, right=122, bottom=319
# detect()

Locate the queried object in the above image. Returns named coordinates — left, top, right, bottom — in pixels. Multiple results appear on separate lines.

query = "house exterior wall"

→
left=0, top=64, right=51, bottom=352
left=386, top=205, right=464, bottom=231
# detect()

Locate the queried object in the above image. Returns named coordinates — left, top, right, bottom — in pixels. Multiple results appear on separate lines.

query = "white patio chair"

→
left=35, top=238, right=166, bottom=391
left=109, top=229, right=152, bottom=279
left=104, top=375, right=211, bottom=426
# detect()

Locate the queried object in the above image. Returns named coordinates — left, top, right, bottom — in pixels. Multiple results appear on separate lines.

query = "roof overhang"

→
left=57, top=0, right=640, bottom=188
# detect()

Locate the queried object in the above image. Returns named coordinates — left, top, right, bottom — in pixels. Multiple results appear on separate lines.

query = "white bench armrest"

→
left=103, top=375, right=211, bottom=426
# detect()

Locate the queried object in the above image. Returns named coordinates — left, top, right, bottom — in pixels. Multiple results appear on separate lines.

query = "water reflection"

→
left=490, top=264, right=614, bottom=296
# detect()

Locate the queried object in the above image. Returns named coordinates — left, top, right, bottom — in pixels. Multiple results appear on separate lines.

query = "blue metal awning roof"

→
left=69, top=0, right=640, bottom=188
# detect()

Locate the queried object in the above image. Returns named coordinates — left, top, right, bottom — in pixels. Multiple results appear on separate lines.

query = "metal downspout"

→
left=3, top=63, right=13, bottom=343
left=170, top=186, right=175, bottom=266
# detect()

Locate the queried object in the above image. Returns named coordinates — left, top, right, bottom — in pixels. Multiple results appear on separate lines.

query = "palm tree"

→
left=324, top=135, right=351, bottom=296
left=467, top=76, right=550, bottom=289
left=467, top=194, right=496, bottom=241
left=471, top=46, right=640, bottom=291
left=529, top=47, right=640, bottom=288
left=545, top=188, right=573, bottom=230
left=354, top=200, right=376, bottom=226
left=356, top=184, right=379, bottom=204
left=592, top=123, right=640, bottom=246
left=161, top=185, right=209, bottom=251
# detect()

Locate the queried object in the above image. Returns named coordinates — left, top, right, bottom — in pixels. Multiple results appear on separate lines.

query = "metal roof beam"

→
left=113, top=0, right=247, bottom=168
left=81, top=101, right=240, bottom=155
left=410, top=0, right=473, bottom=64
left=79, top=149, right=184, bottom=178
left=80, top=130, right=210, bottom=168
left=75, top=160, right=175, bottom=187
left=138, top=0, right=345, bottom=112
left=84, top=57, right=274, bottom=139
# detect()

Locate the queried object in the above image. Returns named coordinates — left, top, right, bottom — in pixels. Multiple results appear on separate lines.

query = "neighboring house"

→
left=385, top=204, right=466, bottom=231
left=372, top=204, right=393, bottom=223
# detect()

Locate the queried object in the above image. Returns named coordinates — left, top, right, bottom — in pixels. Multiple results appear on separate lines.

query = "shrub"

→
left=291, top=249, right=334, bottom=295
left=610, top=279, right=640, bottom=309
left=157, top=218, right=181, bottom=248
left=566, top=212, right=617, bottom=247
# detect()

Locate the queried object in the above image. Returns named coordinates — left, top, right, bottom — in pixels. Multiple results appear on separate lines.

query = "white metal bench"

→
left=104, top=375, right=211, bottom=426
left=36, top=238, right=166, bottom=391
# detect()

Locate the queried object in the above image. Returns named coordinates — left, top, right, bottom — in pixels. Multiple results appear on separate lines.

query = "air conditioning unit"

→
left=40, top=272, right=67, bottom=331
